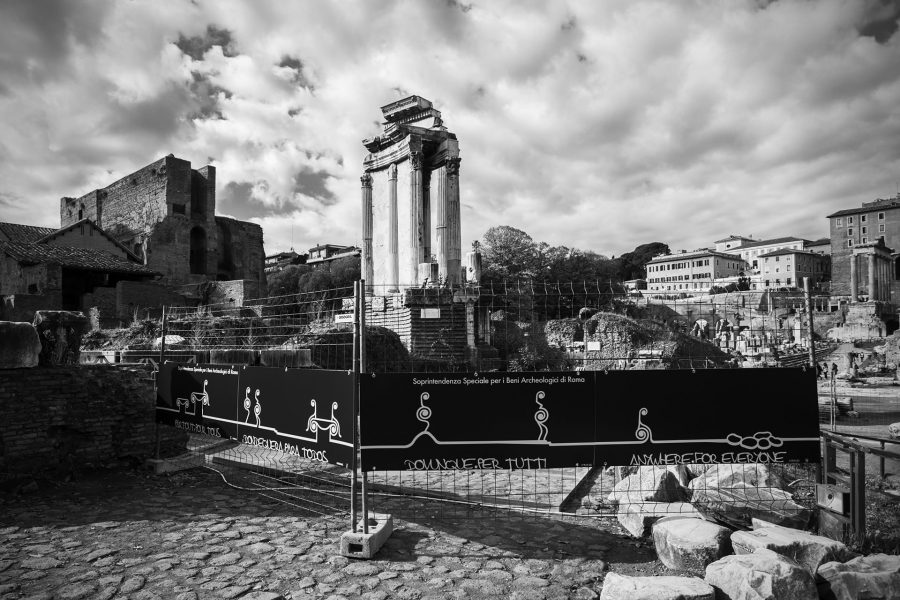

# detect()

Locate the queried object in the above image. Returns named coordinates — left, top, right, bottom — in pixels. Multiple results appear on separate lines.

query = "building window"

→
left=848, top=228, right=853, bottom=236
left=786, top=278, right=792, bottom=286
left=861, top=214, right=867, bottom=222
left=862, top=226, right=867, bottom=234
left=848, top=240, right=853, bottom=247
left=848, top=216, right=854, bottom=224
left=835, top=218, right=842, bottom=226
left=880, top=224, right=885, bottom=233
left=879, top=212, right=885, bottom=220
left=862, top=237, right=867, bottom=244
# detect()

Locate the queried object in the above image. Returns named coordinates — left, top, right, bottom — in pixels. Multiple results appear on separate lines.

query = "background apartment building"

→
left=828, top=195, right=900, bottom=300
left=646, top=250, right=746, bottom=296
left=757, top=248, right=830, bottom=290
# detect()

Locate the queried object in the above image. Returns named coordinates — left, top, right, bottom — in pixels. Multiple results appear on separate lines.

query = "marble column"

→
left=446, top=157, right=462, bottom=285
left=868, top=253, right=877, bottom=302
left=361, top=172, right=373, bottom=289
left=409, top=152, right=424, bottom=284
left=388, top=163, right=399, bottom=292
left=850, top=254, right=858, bottom=302
left=422, top=165, right=431, bottom=263
left=435, top=164, right=449, bottom=282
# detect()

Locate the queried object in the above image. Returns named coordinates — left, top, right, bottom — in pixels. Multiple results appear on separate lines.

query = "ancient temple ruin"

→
left=360, top=96, right=465, bottom=289
left=359, top=96, right=490, bottom=364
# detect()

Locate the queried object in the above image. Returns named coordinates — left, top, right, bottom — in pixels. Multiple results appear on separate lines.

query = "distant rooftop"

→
left=0, top=241, right=156, bottom=275
left=827, top=195, right=900, bottom=218
left=0, top=222, right=55, bottom=244
left=734, top=236, right=809, bottom=249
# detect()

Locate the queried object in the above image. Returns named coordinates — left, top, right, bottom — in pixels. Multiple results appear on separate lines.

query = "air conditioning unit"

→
left=816, top=483, right=850, bottom=516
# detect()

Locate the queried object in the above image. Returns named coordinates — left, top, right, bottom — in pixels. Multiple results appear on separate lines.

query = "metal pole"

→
left=360, top=280, right=369, bottom=535
left=155, top=306, right=168, bottom=460
left=804, top=277, right=816, bottom=368
left=350, top=282, right=359, bottom=533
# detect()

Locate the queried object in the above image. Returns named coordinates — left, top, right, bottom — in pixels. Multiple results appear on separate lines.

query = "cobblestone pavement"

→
left=0, top=467, right=667, bottom=600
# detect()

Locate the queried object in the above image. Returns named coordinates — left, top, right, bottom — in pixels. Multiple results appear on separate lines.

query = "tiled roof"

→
left=757, top=248, right=828, bottom=258
left=37, top=218, right=142, bottom=262
left=0, top=242, right=156, bottom=275
left=827, top=198, right=900, bottom=218
left=735, top=236, right=809, bottom=249
left=807, top=237, right=831, bottom=246
left=0, top=222, right=56, bottom=243
left=713, top=235, right=752, bottom=243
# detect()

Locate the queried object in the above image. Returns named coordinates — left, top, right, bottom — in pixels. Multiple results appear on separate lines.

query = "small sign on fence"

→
left=334, top=313, right=354, bottom=323
left=359, top=368, right=820, bottom=471
left=156, top=363, right=355, bottom=467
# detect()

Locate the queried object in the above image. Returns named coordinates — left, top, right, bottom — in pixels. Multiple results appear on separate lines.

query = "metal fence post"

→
left=360, top=279, right=369, bottom=535
left=804, top=277, right=816, bottom=368
left=155, top=306, right=168, bottom=460
left=851, top=448, right=866, bottom=538
left=350, top=282, right=359, bottom=533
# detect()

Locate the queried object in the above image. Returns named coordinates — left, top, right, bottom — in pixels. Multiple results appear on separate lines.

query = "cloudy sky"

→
left=1, top=0, right=899, bottom=258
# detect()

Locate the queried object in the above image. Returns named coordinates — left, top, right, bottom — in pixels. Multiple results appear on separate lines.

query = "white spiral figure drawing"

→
left=534, top=391, right=549, bottom=441
left=635, top=407, right=653, bottom=443
left=253, top=389, right=262, bottom=427
left=243, top=387, right=252, bottom=423
left=416, top=392, right=432, bottom=432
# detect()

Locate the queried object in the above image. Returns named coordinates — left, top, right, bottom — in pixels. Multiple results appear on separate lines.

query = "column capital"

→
left=446, top=157, right=461, bottom=178
left=361, top=172, right=373, bottom=188
left=388, top=163, right=398, bottom=180
left=410, top=151, right=424, bottom=171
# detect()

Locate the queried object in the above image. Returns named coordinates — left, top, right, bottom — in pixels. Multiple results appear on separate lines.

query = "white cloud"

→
left=0, top=0, right=899, bottom=260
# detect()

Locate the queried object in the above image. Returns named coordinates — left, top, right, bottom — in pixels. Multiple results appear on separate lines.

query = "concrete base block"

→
left=340, top=513, right=393, bottom=559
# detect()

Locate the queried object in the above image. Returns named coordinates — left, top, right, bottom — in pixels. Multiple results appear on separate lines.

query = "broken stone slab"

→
left=0, top=321, right=41, bottom=368
left=731, top=522, right=855, bottom=575
left=608, top=466, right=689, bottom=505
left=889, top=422, right=900, bottom=440
left=32, top=310, right=89, bottom=366
left=688, top=463, right=788, bottom=494
left=599, top=573, right=714, bottom=600
left=617, top=501, right=702, bottom=538
left=816, top=553, right=900, bottom=600
left=705, top=548, right=817, bottom=600
left=652, top=516, right=733, bottom=573
left=691, top=485, right=812, bottom=530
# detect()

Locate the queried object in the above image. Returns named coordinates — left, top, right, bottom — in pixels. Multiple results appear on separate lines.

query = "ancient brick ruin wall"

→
left=215, top=217, right=266, bottom=293
left=0, top=366, right=186, bottom=475
left=0, top=293, right=63, bottom=322
left=0, top=258, right=61, bottom=296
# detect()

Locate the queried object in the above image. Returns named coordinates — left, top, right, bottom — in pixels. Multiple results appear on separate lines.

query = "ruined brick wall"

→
left=0, top=293, right=63, bottom=322
left=205, top=280, right=260, bottom=307
left=365, top=298, right=467, bottom=359
left=80, top=287, right=117, bottom=326
left=0, top=366, right=186, bottom=475
left=1, top=258, right=61, bottom=296
left=215, top=217, right=266, bottom=294
left=115, top=281, right=186, bottom=320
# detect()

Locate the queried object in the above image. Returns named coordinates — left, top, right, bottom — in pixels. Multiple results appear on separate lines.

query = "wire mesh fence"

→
left=124, top=281, right=900, bottom=527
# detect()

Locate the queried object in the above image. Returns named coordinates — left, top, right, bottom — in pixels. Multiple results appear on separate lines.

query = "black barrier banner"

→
left=358, top=372, right=595, bottom=471
left=359, top=368, right=820, bottom=470
left=156, top=364, right=355, bottom=468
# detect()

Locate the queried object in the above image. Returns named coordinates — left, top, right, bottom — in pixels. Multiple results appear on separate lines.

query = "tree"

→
left=481, top=226, right=538, bottom=280
left=617, top=242, right=670, bottom=281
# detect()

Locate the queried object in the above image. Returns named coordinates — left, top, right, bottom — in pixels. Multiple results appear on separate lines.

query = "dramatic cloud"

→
left=1, top=0, right=899, bottom=259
